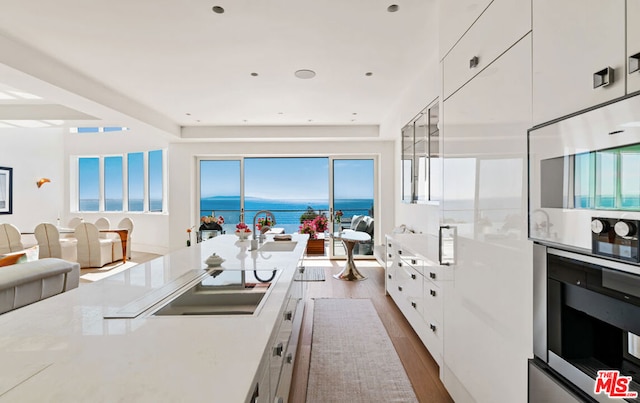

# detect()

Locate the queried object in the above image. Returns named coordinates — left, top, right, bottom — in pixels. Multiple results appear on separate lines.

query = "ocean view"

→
left=201, top=197, right=374, bottom=234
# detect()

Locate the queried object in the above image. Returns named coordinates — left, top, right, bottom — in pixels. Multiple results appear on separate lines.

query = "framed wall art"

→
left=0, top=167, right=13, bottom=215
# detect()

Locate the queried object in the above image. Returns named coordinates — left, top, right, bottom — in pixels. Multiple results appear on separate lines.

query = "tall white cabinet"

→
left=440, top=34, right=533, bottom=403
left=532, top=0, right=640, bottom=125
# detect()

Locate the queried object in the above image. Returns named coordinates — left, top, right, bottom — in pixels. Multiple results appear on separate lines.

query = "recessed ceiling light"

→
left=365, top=72, right=373, bottom=76
left=295, top=69, right=316, bottom=79
left=308, top=119, right=313, bottom=122
left=251, top=72, right=258, bottom=77
left=352, top=112, right=358, bottom=115
left=185, top=113, right=191, bottom=116
left=278, top=112, right=284, bottom=115
left=387, top=4, right=399, bottom=12
left=212, top=6, right=225, bottom=14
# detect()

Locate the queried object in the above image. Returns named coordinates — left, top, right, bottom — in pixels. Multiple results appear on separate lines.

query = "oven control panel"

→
left=591, top=217, right=640, bottom=263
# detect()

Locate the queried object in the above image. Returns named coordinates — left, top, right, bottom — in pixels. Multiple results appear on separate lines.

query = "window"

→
left=128, top=152, right=144, bottom=212
left=104, top=156, right=123, bottom=211
left=76, top=150, right=165, bottom=213
left=78, top=157, right=99, bottom=211
left=148, top=150, right=163, bottom=212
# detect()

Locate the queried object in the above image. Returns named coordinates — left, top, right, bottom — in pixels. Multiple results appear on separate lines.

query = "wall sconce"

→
left=36, top=178, right=51, bottom=188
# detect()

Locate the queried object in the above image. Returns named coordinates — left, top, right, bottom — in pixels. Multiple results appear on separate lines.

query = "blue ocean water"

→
left=200, top=197, right=374, bottom=234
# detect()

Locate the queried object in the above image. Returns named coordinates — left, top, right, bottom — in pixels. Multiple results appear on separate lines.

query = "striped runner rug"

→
left=306, top=298, right=418, bottom=402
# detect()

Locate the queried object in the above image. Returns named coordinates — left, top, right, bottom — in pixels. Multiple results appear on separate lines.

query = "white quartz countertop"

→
left=0, top=234, right=308, bottom=403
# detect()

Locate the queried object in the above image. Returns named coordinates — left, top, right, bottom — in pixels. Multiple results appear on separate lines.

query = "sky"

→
left=201, top=157, right=374, bottom=200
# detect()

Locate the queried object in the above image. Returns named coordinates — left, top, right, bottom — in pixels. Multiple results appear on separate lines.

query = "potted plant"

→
left=299, top=220, right=324, bottom=255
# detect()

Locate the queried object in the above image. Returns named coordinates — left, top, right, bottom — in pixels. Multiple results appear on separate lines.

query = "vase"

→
left=235, top=230, right=249, bottom=240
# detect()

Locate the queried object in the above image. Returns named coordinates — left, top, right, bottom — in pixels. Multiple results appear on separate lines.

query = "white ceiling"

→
left=0, top=0, right=437, bottom=134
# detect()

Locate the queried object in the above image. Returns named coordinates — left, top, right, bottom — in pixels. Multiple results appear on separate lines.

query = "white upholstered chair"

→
left=67, top=217, right=82, bottom=229
left=74, top=223, right=113, bottom=268
left=0, top=223, right=24, bottom=254
left=94, top=217, right=123, bottom=261
left=117, top=217, right=134, bottom=259
left=34, top=223, right=77, bottom=262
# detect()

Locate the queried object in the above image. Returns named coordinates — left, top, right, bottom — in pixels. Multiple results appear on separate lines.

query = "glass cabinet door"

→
left=400, top=98, right=439, bottom=203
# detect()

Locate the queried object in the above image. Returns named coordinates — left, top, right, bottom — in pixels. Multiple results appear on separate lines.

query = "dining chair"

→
left=34, top=223, right=77, bottom=261
left=74, top=222, right=114, bottom=268
left=95, top=217, right=123, bottom=261
left=0, top=223, right=24, bottom=254
left=67, top=217, right=82, bottom=229
left=117, top=217, right=134, bottom=259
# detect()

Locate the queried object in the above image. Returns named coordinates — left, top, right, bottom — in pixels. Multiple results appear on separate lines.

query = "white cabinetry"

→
left=440, top=34, right=533, bottom=403
left=253, top=267, right=305, bottom=403
left=385, top=234, right=448, bottom=368
left=629, top=0, right=640, bottom=94
left=442, top=0, right=531, bottom=99
left=438, top=0, right=492, bottom=60
left=532, top=0, right=640, bottom=125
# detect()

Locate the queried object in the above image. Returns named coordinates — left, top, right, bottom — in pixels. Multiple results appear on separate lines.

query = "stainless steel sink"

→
left=153, top=289, right=268, bottom=316
left=258, top=241, right=298, bottom=252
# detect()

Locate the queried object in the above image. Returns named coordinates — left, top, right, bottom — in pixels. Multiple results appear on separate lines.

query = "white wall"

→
left=168, top=137, right=395, bottom=252
left=1, top=127, right=65, bottom=242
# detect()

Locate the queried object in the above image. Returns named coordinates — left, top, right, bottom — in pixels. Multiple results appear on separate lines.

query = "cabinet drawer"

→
left=424, top=317, right=444, bottom=359
left=423, top=279, right=443, bottom=325
left=395, top=265, right=424, bottom=317
left=423, top=264, right=453, bottom=282
left=443, top=0, right=531, bottom=99
left=399, top=255, right=425, bottom=276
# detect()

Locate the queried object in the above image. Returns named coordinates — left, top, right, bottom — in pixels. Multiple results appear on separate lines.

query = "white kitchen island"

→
left=0, top=233, right=309, bottom=403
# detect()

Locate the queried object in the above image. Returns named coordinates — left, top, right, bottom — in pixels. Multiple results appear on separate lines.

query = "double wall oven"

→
left=529, top=93, right=640, bottom=402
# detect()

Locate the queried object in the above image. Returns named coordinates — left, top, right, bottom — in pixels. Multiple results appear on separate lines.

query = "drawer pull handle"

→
left=429, top=272, right=436, bottom=279
left=411, top=259, right=417, bottom=265
left=398, top=250, right=403, bottom=255
left=398, top=286, right=403, bottom=292
left=593, top=66, right=614, bottom=88
left=469, top=56, right=479, bottom=68
left=630, top=52, right=640, bottom=74
left=388, top=274, right=392, bottom=279
left=284, top=311, right=293, bottom=321
left=398, top=262, right=403, bottom=267
left=411, top=273, right=416, bottom=280
left=388, top=243, right=392, bottom=247
left=411, top=301, right=417, bottom=308
left=430, top=289, right=437, bottom=297
left=273, top=342, right=283, bottom=357
left=388, top=254, right=392, bottom=258
left=430, top=323, right=437, bottom=332
left=286, top=353, right=293, bottom=364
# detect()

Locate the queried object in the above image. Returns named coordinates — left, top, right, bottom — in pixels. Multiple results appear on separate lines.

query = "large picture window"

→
left=79, top=157, right=99, bottom=211
left=76, top=150, right=165, bottom=213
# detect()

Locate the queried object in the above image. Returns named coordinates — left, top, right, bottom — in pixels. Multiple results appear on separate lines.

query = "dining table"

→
left=24, top=227, right=130, bottom=263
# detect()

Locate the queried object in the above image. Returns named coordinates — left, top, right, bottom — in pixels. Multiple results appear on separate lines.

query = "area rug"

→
left=295, top=267, right=326, bottom=281
left=306, top=298, right=418, bottom=403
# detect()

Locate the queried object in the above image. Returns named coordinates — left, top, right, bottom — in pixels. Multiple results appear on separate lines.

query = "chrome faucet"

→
left=533, top=209, right=552, bottom=238
left=253, top=210, right=276, bottom=243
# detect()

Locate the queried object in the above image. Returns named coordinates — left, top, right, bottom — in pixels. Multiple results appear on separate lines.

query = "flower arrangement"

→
left=235, top=222, right=251, bottom=233
left=335, top=210, right=343, bottom=223
left=256, top=216, right=274, bottom=232
left=186, top=226, right=195, bottom=246
left=299, top=220, right=317, bottom=239
left=312, top=214, right=329, bottom=232
left=235, top=222, right=251, bottom=240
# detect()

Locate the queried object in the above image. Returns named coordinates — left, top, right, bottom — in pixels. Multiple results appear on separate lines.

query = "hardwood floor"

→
left=289, top=259, right=453, bottom=403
